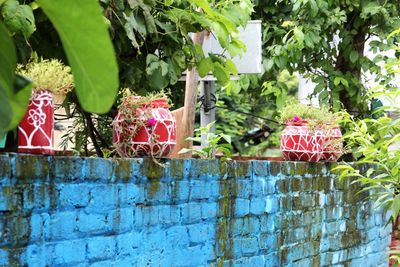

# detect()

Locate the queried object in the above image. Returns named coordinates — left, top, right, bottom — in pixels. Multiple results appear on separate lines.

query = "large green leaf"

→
left=1, top=0, right=36, bottom=38
left=38, top=0, right=119, bottom=114
left=0, top=22, right=32, bottom=133
left=7, top=75, right=32, bottom=131
left=0, top=21, right=15, bottom=93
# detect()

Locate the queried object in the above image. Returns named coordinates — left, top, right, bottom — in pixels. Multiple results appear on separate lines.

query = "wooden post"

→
left=169, top=31, right=205, bottom=158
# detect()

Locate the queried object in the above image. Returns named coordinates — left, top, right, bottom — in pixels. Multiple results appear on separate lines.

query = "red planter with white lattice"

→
left=280, top=121, right=323, bottom=162
left=320, top=126, right=343, bottom=161
left=18, top=90, right=54, bottom=155
left=113, top=97, right=176, bottom=158
left=280, top=120, right=343, bottom=162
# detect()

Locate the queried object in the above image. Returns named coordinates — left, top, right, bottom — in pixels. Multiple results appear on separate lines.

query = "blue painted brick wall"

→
left=0, top=154, right=391, bottom=266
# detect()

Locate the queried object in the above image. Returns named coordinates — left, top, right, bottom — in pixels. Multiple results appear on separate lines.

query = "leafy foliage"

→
left=0, top=20, right=32, bottom=134
left=215, top=71, right=298, bottom=155
left=1, top=0, right=35, bottom=38
left=179, top=121, right=232, bottom=159
left=102, top=0, right=253, bottom=92
left=335, top=89, right=400, bottom=221
left=38, top=0, right=119, bottom=114
left=254, top=0, right=400, bottom=115
left=0, top=0, right=119, bottom=134
left=0, top=0, right=253, bottom=153
left=334, top=31, right=400, bottom=231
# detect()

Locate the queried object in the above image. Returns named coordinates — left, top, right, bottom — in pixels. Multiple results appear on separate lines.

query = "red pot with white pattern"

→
left=18, top=90, right=54, bottom=155
left=280, top=119, right=323, bottom=162
left=280, top=119, right=343, bottom=162
left=113, top=97, right=176, bottom=158
left=320, top=126, right=343, bottom=161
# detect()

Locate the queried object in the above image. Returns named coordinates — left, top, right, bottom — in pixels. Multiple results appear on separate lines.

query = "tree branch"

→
left=83, top=111, right=104, bottom=157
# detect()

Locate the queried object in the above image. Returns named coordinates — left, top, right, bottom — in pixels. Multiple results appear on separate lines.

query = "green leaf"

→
left=219, top=133, right=231, bottom=144
left=124, top=17, right=140, bottom=49
left=393, top=194, right=400, bottom=221
left=0, top=21, right=15, bottom=94
left=213, top=62, right=230, bottom=84
left=1, top=0, right=36, bottom=38
left=263, top=59, right=274, bottom=71
left=164, top=0, right=173, bottom=6
left=293, top=27, right=304, bottom=45
left=349, top=50, right=359, bottom=63
left=38, top=0, right=119, bottom=114
left=7, top=75, right=32, bottom=131
left=228, top=39, right=246, bottom=58
left=334, top=77, right=341, bottom=87
left=212, top=21, right=229, bottom=48
left=341, top=78, right=349, bottom=88
left=197, top=57, right=213, bottom=77
left=224, top=59, right=238, bottom=76
left=146, top=55, right=169, bottom=90
left=172, top=50, right=186, bottom=69
left=0, top=22, right=32, bottom=133
left=188, top=0, right=212, bottom=14
left=0, top=89, right=13, bottom=133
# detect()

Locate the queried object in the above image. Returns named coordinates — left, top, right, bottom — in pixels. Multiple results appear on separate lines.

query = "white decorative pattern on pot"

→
left=113, top=98, right=176, bottom=158
left=18, top=90, right=54, bottom=155
left=320, top=127, right=343, bottom=161
left=280, top=124, right=324, bottom=162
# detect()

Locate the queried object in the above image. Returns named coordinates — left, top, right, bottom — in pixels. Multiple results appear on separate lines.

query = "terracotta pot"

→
left=18, top=90, right=54, bottom=155
left=113, top=98, right=176, bottom=158
left=280, top=121, right=323, bottom=162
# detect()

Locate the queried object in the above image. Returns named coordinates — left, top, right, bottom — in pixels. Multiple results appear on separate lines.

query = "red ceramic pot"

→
left=18, top=90, right=54, bottom=155
left=113, top=97, right=176, bottom=158
left=280, top=120, right=323, bottom=162
left=320, top=126, right=343, bottom=161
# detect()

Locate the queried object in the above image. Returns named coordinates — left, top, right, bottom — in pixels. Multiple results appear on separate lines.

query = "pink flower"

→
left=147, top=117, right=157, bottom=127
left=293, top=115, right=300, bottom=123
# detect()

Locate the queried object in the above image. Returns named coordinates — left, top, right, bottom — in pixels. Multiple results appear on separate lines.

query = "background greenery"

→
left=1, top=0, right=399, bottom=157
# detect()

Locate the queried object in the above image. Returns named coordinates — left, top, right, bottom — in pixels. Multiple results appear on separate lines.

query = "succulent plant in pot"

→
left=279, top=99, right=343, bottom=162
left=112, top=91, right=177, bottom=159
left=17, top=59, right=74, bottom=155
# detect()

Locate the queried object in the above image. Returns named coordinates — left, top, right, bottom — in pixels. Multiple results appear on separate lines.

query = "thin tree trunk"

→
left=173, top=31, right=206, bottom=158
left=335, top=12, right=367, bottom=116
left=83, top=111, right=103, bottom=157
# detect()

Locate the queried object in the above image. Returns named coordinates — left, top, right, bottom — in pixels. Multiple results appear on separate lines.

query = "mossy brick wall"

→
left=0, top=154, right=391, bottom=267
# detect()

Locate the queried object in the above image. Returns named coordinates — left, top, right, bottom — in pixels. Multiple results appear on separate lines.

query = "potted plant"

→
left=17, top=59, right=74, bottom=155
left=112, top=92, right=176, bottom=159
left=279, top=100, right=343, bottom=162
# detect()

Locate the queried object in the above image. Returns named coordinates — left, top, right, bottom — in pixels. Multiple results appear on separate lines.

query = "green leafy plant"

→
left=179, top=121, right=232, bottom=159
left=17, top=58, right=73, bottom=95
left=0, top=0, right=118, bottom=135
left=335, top=89, right=400, bottom=218
left=333, top=88, right=400, bottom=263
left=100, top=0, right=253, bottom=92
left=254, top=0, right=400, bottom=115
left=278, top=98, right=340, bottom=127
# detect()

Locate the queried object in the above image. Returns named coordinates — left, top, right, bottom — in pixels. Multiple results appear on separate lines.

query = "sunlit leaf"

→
left=38, top=0, right=119, bottom=114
